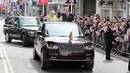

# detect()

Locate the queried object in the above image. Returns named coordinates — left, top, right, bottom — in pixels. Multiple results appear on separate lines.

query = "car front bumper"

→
left=49, top=58, right=92, bottom=62
left=46, top=51, right=94, bottom=65
left=47, top=57, right=94, bottom=66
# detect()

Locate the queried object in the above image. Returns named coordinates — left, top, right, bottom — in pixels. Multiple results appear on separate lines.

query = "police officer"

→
left=61, top=7, right=74, bottom=22
left=104, top=20, right=114, bottom=60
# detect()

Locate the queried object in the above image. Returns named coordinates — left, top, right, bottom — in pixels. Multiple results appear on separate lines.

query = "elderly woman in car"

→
left=47, top=10, right=60, bottom=22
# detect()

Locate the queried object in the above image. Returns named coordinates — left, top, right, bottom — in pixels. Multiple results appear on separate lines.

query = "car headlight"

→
left=47, top=44, right=59, bottom=50
left=84, top=45, right=94, bottom=50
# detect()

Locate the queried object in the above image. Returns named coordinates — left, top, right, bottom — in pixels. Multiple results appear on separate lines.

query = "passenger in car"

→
left=47, top=10, right=60, bottom=22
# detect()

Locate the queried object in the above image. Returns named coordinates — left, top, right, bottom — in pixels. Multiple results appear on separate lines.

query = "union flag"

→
left=39, top=0, right=48, bottom=5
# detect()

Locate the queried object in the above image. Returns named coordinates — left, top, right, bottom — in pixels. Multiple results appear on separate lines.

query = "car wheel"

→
left=84, top=61, right=94, bottom=70
left=40, top=50, right=49, bottom=70
left=33, top=46, right=39, bottom=60
left=5, top=32, right=12, bottom=43
left=22, top=35, right=29, bottom=47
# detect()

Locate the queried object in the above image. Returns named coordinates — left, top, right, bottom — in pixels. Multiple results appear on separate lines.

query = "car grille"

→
left=58, top=44, right=84, bottom=51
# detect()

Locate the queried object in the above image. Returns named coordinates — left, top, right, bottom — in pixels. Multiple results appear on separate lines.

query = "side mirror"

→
left=37, top=31, right=42, bottom=35
left=5, top=22, right=8, bottom=24
left=4, top=25, right=7, bottom=27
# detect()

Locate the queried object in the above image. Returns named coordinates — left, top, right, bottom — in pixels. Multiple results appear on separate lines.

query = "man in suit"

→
left=104, top=20, right=114, bottom=60
left=61, top=7, right=74, bottom=22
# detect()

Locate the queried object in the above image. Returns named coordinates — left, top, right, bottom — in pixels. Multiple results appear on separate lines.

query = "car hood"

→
left=44, top=37, right=87, bottom=44
left=22, top=26, right=39, bottom=31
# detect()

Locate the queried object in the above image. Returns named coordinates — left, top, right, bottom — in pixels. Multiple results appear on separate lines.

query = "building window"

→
left=102, top=10, right=110, bottom=17
left=48, top=0, right=52, bottom=2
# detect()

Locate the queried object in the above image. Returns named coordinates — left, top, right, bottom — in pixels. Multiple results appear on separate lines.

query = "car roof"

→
left=44, top=22, right=77, bottom=25
left=8, top=16, right=36, bottom=19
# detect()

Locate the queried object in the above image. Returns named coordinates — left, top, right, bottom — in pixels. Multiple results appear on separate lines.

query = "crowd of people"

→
left=73, top=14, right=130, bottom=70
left=74, top=14, right=130, bottom=55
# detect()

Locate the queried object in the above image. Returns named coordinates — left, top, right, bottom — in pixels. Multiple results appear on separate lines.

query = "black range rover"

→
left=33, top=22, right=95, bottom=70
left=3, top=16, right=39, bottom=46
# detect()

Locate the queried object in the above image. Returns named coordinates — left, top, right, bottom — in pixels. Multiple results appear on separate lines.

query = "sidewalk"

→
left=94, top=45, right=129, bottom=62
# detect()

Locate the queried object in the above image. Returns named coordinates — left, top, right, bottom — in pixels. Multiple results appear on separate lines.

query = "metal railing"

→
left=87, top=29, right=130, bottom=58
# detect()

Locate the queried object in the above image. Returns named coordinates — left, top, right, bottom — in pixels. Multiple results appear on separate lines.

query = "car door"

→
left=3, top=17, right=11, bottom=34
left=7, top=17, right=16, bottom=38
left=9, top=17, right=20, bottom=39
left=13, top=17, right=21, bottom=39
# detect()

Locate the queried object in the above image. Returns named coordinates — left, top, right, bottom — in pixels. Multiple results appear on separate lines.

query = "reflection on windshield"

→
left=45, top=23, right=84, bottom=37
left=20, top=18, right=37, bottom=26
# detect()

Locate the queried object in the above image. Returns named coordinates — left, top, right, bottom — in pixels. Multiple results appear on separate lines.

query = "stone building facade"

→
left=28, top=0, right=130, bottom=18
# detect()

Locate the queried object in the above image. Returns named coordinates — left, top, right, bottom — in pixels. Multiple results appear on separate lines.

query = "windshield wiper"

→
left=58, top=36, right=68, bottom=37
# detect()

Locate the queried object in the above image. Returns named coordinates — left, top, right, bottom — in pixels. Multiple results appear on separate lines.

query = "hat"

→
left=50, top=10, right=56, bottom=14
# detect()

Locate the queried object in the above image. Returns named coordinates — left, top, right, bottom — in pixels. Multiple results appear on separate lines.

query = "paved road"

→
left=0, top=20, right=129, bottom=73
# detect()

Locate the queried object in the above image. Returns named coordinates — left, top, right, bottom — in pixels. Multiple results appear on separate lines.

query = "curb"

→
left=95, top=47, right=129, bottom=62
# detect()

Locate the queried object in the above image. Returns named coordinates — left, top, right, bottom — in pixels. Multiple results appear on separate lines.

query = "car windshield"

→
left=20, top=17, right=38, bottom=26
left=45, top=23, right=84, bottom=37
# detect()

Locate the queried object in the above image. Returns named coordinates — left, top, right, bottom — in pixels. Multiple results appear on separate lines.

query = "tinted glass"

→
left=6, top=17, right=15, bottom=24
left=19, top=17, right=37, bottom=26
left=45, top=23, right=84, bottom=37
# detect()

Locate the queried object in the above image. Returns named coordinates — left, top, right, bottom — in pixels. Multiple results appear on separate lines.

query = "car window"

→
left=7, top=17, right=15, bottom=25
left=45, top=23, right=84, bottom=37
left=5, top=17, right=14, bottom=24
left=19, top=17, right=38, bottom=26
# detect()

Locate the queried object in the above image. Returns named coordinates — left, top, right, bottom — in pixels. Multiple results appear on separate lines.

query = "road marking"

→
left=0, top=44, right=15, bottom=73
left=0, top=44, right=9, bottom=73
